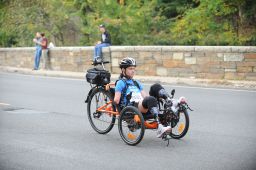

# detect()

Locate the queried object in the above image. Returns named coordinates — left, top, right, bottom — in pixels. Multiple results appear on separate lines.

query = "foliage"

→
left=0, top=0, right=255, bottom=47
left=171, top=0, right=256, bottom=45
left=0, top=0, right=81, bottom=47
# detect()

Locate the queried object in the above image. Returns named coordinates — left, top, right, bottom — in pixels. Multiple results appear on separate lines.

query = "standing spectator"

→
left=41, top=33, right=48, bottom=69
left=32, top=32, right=42, bottom=70
left=93, top=24, right=111, bottom=63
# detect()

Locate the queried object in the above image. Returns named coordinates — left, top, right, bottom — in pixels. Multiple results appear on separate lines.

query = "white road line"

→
left=168, top=85, right=256, bottom=93
left=0, top=103, right=10, bottom=106
left=0, top=72, right=85, bottom=81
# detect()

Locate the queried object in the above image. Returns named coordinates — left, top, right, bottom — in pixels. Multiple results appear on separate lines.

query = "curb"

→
left=0, top=66, right=256, bottom=90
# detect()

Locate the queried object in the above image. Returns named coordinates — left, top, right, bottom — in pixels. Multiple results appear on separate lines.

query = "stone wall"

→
left=0, top=46, right=256, bottom=80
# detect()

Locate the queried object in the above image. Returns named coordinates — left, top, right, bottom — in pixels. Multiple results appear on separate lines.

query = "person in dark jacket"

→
left=93, top=24, right=111, bottom=63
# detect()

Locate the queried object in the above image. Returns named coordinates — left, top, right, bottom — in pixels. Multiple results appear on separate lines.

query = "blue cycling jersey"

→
left=115, top=79, right=143, bottom=107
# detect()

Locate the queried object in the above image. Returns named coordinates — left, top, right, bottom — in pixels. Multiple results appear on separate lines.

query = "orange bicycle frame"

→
left=96, top=100, right=158, bottom=129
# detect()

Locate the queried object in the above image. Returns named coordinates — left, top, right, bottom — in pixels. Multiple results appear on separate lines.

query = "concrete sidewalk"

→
left=1, top=66, right=256, bottom=90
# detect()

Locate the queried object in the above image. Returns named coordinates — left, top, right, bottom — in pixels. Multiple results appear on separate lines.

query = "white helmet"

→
left=119, top=57, right=136, bottom=69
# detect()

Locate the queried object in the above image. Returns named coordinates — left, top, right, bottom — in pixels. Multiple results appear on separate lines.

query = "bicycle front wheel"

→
left=87, top=88, right=116, bottom=134
left=170, top=109, right=189, bottom=139
left=118, top=106, right=145, bottom=146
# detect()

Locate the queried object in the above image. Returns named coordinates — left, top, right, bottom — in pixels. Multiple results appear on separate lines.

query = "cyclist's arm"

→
left=136, top=81, right=147, bottom=98
left=141, top=90, right=148, bottom=98
left=114, top=91, right=121, bottom=104
left=114, top=80, right=125, bottom=104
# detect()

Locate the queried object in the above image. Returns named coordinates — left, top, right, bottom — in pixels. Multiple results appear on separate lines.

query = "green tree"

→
left=0, top=0, right=81, bottom=47
left=0, top=0, right=255, bottom=47
left=171, top=0, right=256, bottom=45
left=74, top=0, right=198, bottom=45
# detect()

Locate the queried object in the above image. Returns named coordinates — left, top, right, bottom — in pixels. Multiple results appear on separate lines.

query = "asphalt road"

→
left=0, top=72, right=256, bottom=170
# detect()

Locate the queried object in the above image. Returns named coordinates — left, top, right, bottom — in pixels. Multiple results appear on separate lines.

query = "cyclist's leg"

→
left=137, top=96, right=158, bottom=115
left=138, top=100, right=148, bottom=114
left=149, top=83, right=169, bottom=99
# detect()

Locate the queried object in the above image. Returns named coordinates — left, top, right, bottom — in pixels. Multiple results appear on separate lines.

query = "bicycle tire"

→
left=170, top=109, right=189, bottom=139
left=87, top=87, right=116, bottom=134
left=118, top=106, right=145, bottom=146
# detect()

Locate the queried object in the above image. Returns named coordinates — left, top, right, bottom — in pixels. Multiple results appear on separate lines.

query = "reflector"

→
left=178, top=123, right=185, bottom=133
left=127, top=133, right=136, bottom=140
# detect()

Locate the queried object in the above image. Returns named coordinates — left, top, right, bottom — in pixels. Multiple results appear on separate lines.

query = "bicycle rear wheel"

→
left=87, top=88, right=116, bottom=134
left=118, top=106, right=145, bottom=146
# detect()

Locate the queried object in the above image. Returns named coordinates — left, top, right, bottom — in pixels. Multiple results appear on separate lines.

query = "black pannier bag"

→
left=86, top=68, right=111, bottom=85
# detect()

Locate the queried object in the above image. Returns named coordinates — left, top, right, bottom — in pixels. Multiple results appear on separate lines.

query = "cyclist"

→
left=114, top=57, right=171, bottom=138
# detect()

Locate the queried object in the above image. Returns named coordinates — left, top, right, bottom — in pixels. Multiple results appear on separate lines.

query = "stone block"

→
left=103, top=55, right=111, bottom=62
left=163, top=60, right=186, bottom=68
left=136, top=65, right=145, bottom=71
left=153, top=52, right=162, bottom=65
left=69, top=51, right=74, bottom=56
left=225, top=68, right=236, bottom=72
left=145, top=59, right=157, bottom=64
left=103, top=51, right=111, bottom=58
left=224, top=53, right=244, bottom=61
left=225, top=72, right=245, bottom=80
left=204, top=52, right=217, bottom=59
left=112, top=58, right=119, bottom=67
left=217, top=53, right=224, bottom=58
left=184, top=53, right=192, bottom=57
left=211, top=56, right=224, bottom=62
left=237, top=66, right=253, bottom=73
left=139, top=52, right=153, bottom=58
left=60, top=63, right=75, bottom=71
left=192, top=52, right=205, bottom=58
left=236, top=62, right=256, bottom=67
left=112, top=67, right=120, bottom=74
left=196, top=73, right=206, bottom=79
left=51, top=58, right=55, bottom=63
left=110, top=46, right=135, bottom=52
left=162, top=46, right=195, bottom=52
left=161, top=52, right=173, bottom=60
left=145, top=69, right=156, bottom=76
left=185, top=57, right=196, bottom=64
left=134, top=46, right=161, bottom=52
left=191, top=65, right=209, bottom=73
left=244, top=53, right=256, bottom=61
left=178, top=72, right=196, bottom=77
left=204, top=73, right=224, bottom=79
left=207, top=61, right=221, bottom=68
left=195, top=46, right=231, bottom=52
left=168, top=68, right=193, bottom=76
left=156, top=67, right=168, bottom=76
left=111, top=52, right=123, bottom=58
left=136, top=70, right=145, bottom=75
left=53, top=66, right=61, bottom=71
left=220, top=61, right=236, bottom=69
left=209, top=68, right=224, bottom=74
left=173, top=53, right=184, bottom=60
left=196, top=57, right=210, bottom=64
left=231, top=46, right=256, bottom=53
left=245, top=73, right=256, bottom=80
left=122, top=52, right=139, bottom=58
